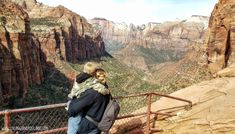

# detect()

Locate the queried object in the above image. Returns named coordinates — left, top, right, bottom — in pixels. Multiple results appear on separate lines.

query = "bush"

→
left=30, top=17, right=62, bottom=27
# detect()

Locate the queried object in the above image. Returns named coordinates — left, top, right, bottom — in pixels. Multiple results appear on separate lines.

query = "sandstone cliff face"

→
left=90, top=16, right=208, bottom=71
left=11, top=0, right=36, bottom=11
left=20, top=1, right=106, bottom=64
left=0, top=0, right=43, bottom=104
left=207, top=0, right=235, bottom=74
left=90, top=16, right=208, bottom=49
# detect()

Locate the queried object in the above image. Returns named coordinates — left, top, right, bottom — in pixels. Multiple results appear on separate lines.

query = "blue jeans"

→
left=68, top=114, right=100, bottom=134
left=67, top=114, right=82, bottom=134
left=88, top=128, right=100, bottom=134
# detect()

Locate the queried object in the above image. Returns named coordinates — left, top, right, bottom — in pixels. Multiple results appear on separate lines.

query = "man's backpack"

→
left=85, top=96, right=120, bottom=132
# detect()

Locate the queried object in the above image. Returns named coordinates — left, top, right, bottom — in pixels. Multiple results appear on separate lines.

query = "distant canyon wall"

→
left=206, top=0, right=235, bottom=74
left=90, top=16, right=208, bottom=51
left=89, top=16, right=209, bottom=70
left=89, top=15, right=209, bottom=49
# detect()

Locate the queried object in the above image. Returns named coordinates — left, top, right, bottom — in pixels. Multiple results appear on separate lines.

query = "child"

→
left=67, top=64, right=109, bottom=134
left=67, top=62, right=98, bottom=100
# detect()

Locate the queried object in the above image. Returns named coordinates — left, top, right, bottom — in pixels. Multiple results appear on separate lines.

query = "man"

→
left=68, top=69, right=110, bottom=134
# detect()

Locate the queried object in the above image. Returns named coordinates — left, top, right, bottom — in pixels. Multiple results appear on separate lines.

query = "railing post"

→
left=146, top=93, right=152, bottom=134
left=4, top=110, right=10, bottom=130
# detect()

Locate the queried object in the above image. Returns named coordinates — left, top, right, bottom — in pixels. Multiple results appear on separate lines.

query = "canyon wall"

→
left=206, top=0, right=235, bottom=74
left=15, top=0, right=106, bottom=63
left=90, top=16, right=208, bottom=51
left=90, top=16, right=208, bottom=71
left=0, top=1, right=43, bottom=104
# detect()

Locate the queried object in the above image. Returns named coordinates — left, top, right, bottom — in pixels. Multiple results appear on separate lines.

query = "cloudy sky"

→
left=36, top=0, right=218, bottom=25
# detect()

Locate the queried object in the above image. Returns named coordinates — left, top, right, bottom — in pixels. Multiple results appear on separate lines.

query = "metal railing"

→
left=0, top=92, right=192, bottom=134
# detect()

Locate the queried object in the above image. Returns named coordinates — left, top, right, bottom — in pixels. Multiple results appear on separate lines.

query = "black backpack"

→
left=85, top=96, right=120, bottom=132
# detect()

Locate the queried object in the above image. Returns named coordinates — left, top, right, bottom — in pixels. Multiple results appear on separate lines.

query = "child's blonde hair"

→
left=83, top=62, right=98, bottom=75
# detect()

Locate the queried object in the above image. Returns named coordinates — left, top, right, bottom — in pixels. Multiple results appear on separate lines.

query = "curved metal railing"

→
left=0, top=92, right=192, bottom=134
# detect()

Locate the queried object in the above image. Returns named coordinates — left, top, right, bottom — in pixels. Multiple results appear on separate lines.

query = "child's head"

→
left=95, top=68, right=106, bottom=84
left=83, top=62, right=98, bottom=75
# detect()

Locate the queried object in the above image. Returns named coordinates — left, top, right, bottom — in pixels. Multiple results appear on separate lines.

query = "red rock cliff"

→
left=18, top=0, right=106, bottom=63
left=206, top=0, right=235, bottom=73
left=0, top=0, right=43, bottom=104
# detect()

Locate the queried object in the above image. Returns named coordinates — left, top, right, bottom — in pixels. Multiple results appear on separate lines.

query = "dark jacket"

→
left=76, top=72, right=92, bottom=84
left=68, top=88, right=110, bottom=133
left=68, top=72, right=92, bottom=100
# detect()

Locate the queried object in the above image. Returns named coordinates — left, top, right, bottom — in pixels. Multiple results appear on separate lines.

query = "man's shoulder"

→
left=76, top=72, right=92, bottom=83
left=84, top=88, right=109, bottom=98
left=83, top=88, right=99, bottom=95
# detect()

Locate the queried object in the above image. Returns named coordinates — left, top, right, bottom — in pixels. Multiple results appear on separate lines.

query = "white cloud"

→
left=36, top=0, right=218, bottom=25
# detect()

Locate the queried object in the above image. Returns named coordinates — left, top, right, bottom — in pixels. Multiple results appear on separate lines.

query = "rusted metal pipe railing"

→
left=117, top=112, right=146, bottom=119
left=0, top=92, right=192, bottom=134
left=115, top=92, right=192, bottom=133
left=146, top=93, right=152, bottom=134
left=4, top=110, right=10, bottom=130
left=31, top=127, right=67, bottom=134
left=0, top=103, right=66, bottom=115
left=0, top=103, right=66, bottom=132
left=152, top=92, right=192, bottom=107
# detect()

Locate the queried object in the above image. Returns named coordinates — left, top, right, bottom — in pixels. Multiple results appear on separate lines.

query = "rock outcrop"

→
left=90, top=16, right=208, bottom=71
left=0, top=0, right=43, bottom=104
left=11, top=0, right=37, bottom=11
left=17, top=0, right=106, bottom=63
left=206, top=0, right=235, bottom=74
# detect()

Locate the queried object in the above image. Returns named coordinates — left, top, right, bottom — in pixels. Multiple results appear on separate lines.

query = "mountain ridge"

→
left=89, top=15, right=209, bottom=71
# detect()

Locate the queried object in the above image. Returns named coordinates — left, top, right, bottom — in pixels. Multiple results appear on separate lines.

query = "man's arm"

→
left=68, top=89, right=97, bottom=117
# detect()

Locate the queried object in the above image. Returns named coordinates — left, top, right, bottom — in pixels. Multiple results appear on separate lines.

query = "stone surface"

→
left=206, top=0, right=235, bottom=74
left=216, top=63, right=235, bottom=77
left=154, top=77, right=235, bottom=133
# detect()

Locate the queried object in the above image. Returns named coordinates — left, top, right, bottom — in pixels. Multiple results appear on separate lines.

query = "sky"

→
left=36, top=0, right=218, bottom=25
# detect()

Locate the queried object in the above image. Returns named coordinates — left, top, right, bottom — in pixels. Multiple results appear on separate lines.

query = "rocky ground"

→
left=153, top=76, right=235, bottom=133
left=113, top=76, right=235, bottom=134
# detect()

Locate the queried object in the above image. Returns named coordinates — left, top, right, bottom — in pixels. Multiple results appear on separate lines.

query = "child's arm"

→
left=68, top=81, right=80, bottom=99
left=68, top=72, right=91, bottom=98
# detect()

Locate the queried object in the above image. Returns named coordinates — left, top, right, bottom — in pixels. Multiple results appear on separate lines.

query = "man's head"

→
left=95, top=68, right=106, bottom=84
left=83, top=62, right=98, bottom=75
